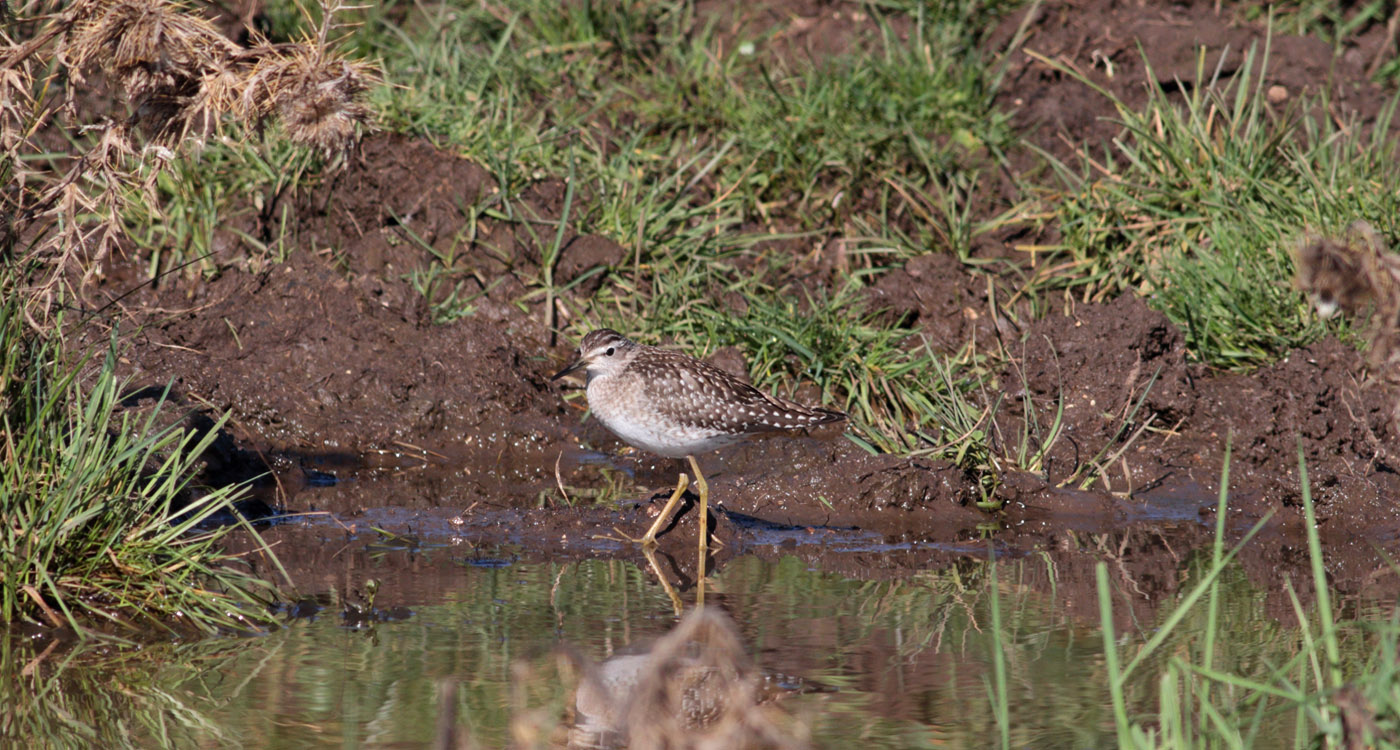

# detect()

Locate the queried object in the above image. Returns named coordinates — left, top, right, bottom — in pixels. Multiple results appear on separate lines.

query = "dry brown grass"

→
left=0, top=0, right=378, bottom=320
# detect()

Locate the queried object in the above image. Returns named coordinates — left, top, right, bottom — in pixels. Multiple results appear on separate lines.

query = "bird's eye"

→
left=605, top=347, right=615, bottom=356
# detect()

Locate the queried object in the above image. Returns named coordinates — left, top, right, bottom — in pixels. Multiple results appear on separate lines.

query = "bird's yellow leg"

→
left=688, top=455, right=709, bottom=590
left=636, top=471, right=689, bottom=546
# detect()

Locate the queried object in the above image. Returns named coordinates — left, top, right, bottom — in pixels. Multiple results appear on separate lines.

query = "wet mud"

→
left=83, top=0, right=1400, bottom=623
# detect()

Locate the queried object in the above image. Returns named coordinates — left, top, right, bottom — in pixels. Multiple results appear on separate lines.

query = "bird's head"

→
left=550, top=329, right=637, bottom=384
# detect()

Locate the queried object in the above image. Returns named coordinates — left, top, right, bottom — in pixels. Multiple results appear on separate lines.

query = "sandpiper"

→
left=551, top=329, right=847, bottom=568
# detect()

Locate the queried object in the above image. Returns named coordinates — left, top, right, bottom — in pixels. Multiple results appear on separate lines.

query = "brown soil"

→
left=84, top=0, right=1400, bottom=623
left=991, top=0, right=1397, bottom=167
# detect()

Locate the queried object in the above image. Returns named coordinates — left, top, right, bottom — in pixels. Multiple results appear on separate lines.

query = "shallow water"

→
left=11, top=545, right=1376, bottom=749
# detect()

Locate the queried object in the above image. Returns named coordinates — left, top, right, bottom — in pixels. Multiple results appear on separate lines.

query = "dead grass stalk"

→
left=0, top=0, right=378, bottom=320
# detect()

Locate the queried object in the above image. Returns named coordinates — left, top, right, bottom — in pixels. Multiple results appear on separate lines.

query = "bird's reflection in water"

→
left=568, top=607, right=819, bottom=750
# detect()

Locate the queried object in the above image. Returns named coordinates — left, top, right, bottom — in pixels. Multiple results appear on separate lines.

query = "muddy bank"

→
left=66, top=0, right=1400, bottom=630
left=112, top=234, right=1396, bottom=628
left=98, top=231, right=1396, bottom=627
left=1001, top=294, right=1400, bottom=520
left=95, top=193, right=1399, bottom=533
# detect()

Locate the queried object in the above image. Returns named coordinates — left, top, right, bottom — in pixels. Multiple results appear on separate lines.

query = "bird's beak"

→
left=550, top=357, right=584, bottom=382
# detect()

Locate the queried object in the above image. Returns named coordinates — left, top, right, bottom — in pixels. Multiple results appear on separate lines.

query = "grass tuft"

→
left=0, top=267, right=278, bottom=636
left=1032, top=36, right=1400, bottom=370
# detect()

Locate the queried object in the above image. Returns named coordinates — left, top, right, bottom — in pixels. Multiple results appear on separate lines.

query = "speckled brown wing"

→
left=627, top=347, right=846, bottom=437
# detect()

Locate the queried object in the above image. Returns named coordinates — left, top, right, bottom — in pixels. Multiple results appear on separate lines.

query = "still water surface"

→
left=7, top=550, right=1350, bottom=748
